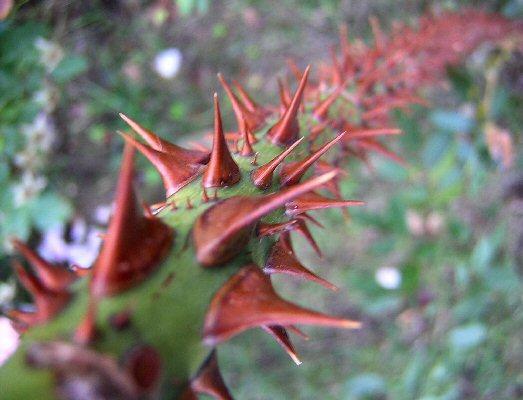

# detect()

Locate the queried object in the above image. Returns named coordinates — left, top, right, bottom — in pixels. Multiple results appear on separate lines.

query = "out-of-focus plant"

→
left=0, top=3, right=521, bottom=399
left=0, top=19, right=92, bottom=277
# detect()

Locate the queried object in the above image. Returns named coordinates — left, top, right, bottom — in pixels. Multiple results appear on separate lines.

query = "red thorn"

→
left=188, top=141, right=210, bottom=152
left=251, top=137, right=304, bottom=189
left=189, top=351, right=234, bottom=400
left=369, top=15, right=385, bottom=52
left=258, top=220, right=298, bottom=237
left=286, top=192, right=364, bottom=216
left=277, top=77, right=292, bottom=112
left=291, top=219, right=322, bottom=257
left=344, top=128, right=402, bottom=140
left=10, top=261, right=71, bottom=326
left=280, top=132, right=346, bottom=186
left=338, top=23, right=353, bottom=67
left=125, top=345, right=163, bottom=393
left=287, top=325, right=310, bottom=340
left=202, top=187, right=210, bottom=203
left=313, top=160, right=346, bottom=199
left=329, top=47, right=344, bottom=86
left=119, top=113, right=209, bottom=164
left=12, top=239, right=75, bottom=292
left=194, top=171, right=338, bottom=267
left=239, top=116, right=255, bottom=157
left=218, top=73, right=264, bottom=134
left=286, top=58, right=303, bottom=82
left=356, top=138, right=407, bottom=166
left=308, top=120, right=331, bottom=143
left=74, top=299, right=98, bottom=345
left=70, top=264, right=90, bottom=277
left=267, top=65, right=311, bottom=146
left=90, top=144, right=174, bottom=297
left=232, top=79, right=268, bottom=116
left=265, top=238, right=338, bottom=291
left=119, top=132, right=203, bottom=197
left=149, top=201, right=168, bottom=215
left=203, top=265, right=361, bottom=345
left=312, top=81, right=347, bottom=120
left=142, top=201, right=154, bottom=218
left=297, top=213, right=324, bottom=229
left=202, top=94, right=241, bottom=188
left=262, top=325, right=301, bottom=365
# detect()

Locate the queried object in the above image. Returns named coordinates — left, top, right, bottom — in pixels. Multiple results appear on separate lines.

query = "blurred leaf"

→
left=376, top=158, right=408, bottom=182
left=51, top=55, right=88, bottom=83
left=345, top=373, right=386, bottom=399
left=402, top=351, right=430, bottom=397
left=446, top=65, right=474, bottom=101
left=88, top=124, right=106, bottom=143
left=364, top=295, right=402, bottom=316
left=430, top=110, right=474, bottom=133
left=422, top=130, right=453, bottom=167
left=448, top=323, right=487, bottom=352
left=28, top=192, right=72, bottom=231
left=212, top=23, right=227, bottom=39
left=503, top=0, right=523, bottom=17
left=471, top=237, right=496, bottom=272
left=169, top=101, right=188, bottom=121
left=453, top=294, right=489, bottom=321
left=0, top=206, right=31, bottom=243
left=401, top=263, right=420, bottom=295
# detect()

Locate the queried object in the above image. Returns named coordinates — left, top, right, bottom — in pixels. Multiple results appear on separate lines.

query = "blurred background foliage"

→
left=0, top=0, right=522, bottom=398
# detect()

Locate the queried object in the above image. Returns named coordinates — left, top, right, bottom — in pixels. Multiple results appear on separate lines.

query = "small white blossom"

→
left=38, top=220, right=102, bottom=267
left=0, top=317, right=19, bottom=366
left=21, top=112, right=55, bottom=152
left=35, top=37, right=64, bottom=73
left=375, top=266, right=402, bottom=290
left=33, top=83, right=60, bottom=113
left=12, top=172, right=47, bottom=207
left=94, top=204, right=112, bottom=224
left=406, top=209, right=424, bottom=236
left=153, top=48, right=183, bottom=79
left=0, top=282, right=15, bottom=305
left=13, top=147, right=40, bottom=170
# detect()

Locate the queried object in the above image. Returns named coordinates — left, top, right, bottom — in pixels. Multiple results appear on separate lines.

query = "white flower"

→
left=153, top=48, right=183, bottom=79
left=405, top=209, right=424, bottom=236
left=37, top=225, right=68, bottom=262
left=0, top=282, right=15, bottom=305
left=35, top=37, right=64, bottom=73
left=33, top=83, right=60, bottom=113
left=37, top=222, right=102, bottom=267
left=21, top=112, right=55, bottom=152
left=12, top=172, right=47, bottom=207
left=0, top=317, right=19, bottom=366
left=94, top=204, right=112, bottom=224
left=375, top=266, right=402, bottom=290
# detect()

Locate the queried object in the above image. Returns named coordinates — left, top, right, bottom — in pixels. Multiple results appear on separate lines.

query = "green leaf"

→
left=0, top=206, right=31, bottom=243
left=401, top=263, right=420, bottom=295
left=28, top=192, right=72, bottom=231
left=448, top=323, right=487, bottom=352
left=51, top=55, right=88, bottom=83
left=345, top=373, right=386, bottom=399
left=446, top=65, right=473, bottom=101
left=376, top=158, right=408, bottom=182
left=471, top=237, right=495, bottom=272
left=430, top=110, right=474, bottom=133
left=176, top=0, right=196, bottom=16
left=422, top=131, right=451, bottom=166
